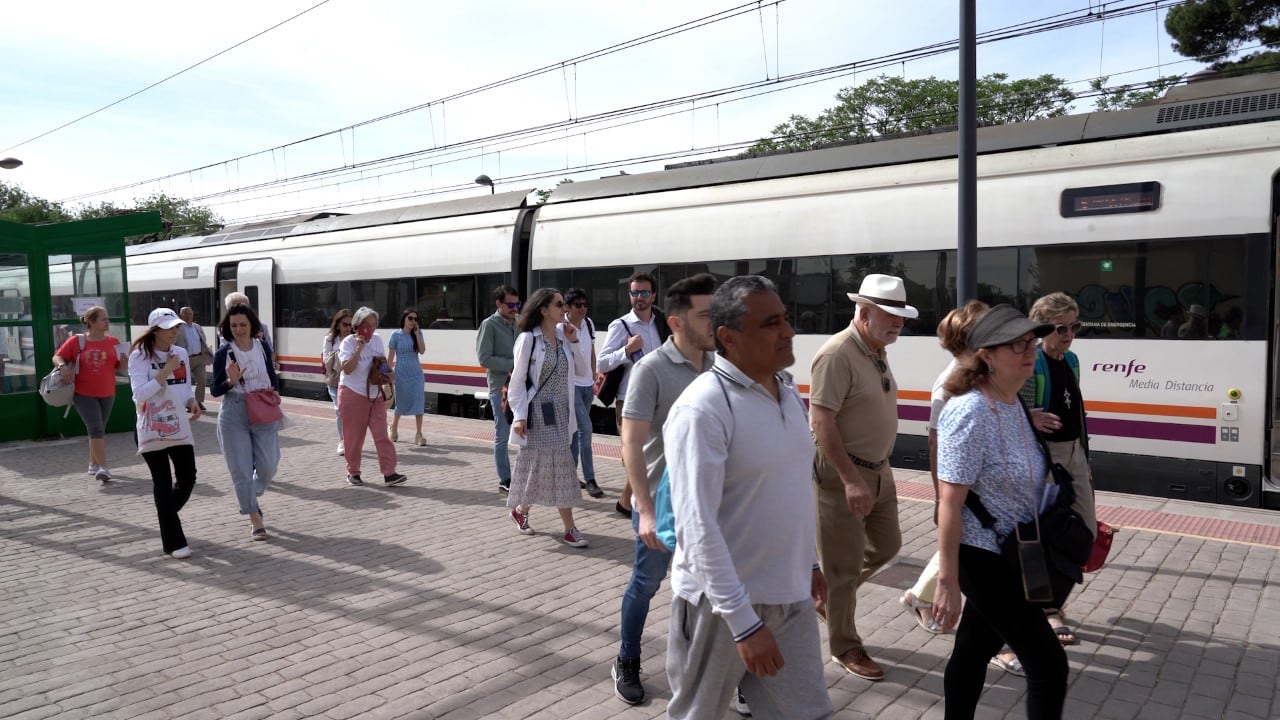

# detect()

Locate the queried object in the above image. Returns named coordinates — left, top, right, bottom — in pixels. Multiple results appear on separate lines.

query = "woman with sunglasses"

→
left=322, top=309, right=353, bottom=456
left=507, top=288, right=589, bottom=548
left=387, top=308, right=426, bottom=446
left=1021, top=292, right=1098, bottom=647
left=933, top=305, right=1064, bottom=719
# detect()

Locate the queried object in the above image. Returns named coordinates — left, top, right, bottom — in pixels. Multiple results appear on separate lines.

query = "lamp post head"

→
left=475, top=174, right=494, bottom=194
left=0, top=157, right=22, bottom=170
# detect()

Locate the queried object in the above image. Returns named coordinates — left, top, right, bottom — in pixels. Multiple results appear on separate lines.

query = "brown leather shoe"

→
left=832, top=649, right=885, bottom=681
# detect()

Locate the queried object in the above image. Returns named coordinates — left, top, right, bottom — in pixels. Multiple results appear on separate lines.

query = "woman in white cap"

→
left=932, top=304, right=1067, bottom=719
left=128, top=308, right=202, bottom=559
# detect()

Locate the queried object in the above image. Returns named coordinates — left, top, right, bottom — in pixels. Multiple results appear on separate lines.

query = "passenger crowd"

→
left=83, top=271, right=1101, bottom=720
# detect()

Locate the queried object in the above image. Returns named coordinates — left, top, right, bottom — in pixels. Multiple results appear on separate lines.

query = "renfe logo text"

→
left=1093, top=360, right=1146, bottom=378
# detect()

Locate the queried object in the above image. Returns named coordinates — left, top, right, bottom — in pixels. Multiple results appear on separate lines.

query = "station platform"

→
left=2, top=395, right=1278, bottom=719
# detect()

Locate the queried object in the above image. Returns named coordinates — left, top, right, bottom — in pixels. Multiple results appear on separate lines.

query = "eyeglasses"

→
left=1004, top=338, right=1036, bottom=354
left=1054, top=322, right=1083, bottom=336
left=570, top=302, right=588, bottom=309
left=629, top=290, right=653, bottom=298
left=504, top=302, right=522, bottom=310
left=873, top=357, right=891, bottom=394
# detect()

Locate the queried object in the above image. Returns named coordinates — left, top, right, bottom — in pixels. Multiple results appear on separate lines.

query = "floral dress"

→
left=508, top=339, right=582, bottom=509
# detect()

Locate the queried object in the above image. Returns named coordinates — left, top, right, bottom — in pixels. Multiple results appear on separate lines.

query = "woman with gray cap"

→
left=930, top=304, right=1066, bottom=719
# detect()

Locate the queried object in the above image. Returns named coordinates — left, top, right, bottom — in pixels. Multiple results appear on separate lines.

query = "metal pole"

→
left=957, top=0, right=977, bottom=304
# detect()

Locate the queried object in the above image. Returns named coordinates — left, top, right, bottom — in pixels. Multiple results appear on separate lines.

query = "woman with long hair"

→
left=52, top=305, right=124, bottom=483
left=507, top=288, right=588, bottom=548
left=933, top=305, right=1064, bottom=719
left=338, top=307, right=407, bottom=487
left=322, top=309, right=353, bottom=456
left=1022, top=292, right=1098, bottom=646
left=210, top=304, right=280, bottom=540
left=128, top=308, right=202, bottom=559
left=387, top=308, right=426, bottom=445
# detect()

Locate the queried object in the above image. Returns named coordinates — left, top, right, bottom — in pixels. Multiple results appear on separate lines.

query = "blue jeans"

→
left=489, top=389, right=511, bottom=485
left=619, top=510, right=674, bottom=659
left=217, top=392, right=279, bottom=514
left=326, top=384, right=343, bottom=440
left=570, top=384, right=595, bottom=481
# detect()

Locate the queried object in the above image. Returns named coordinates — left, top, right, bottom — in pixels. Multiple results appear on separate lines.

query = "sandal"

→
left=989, top=653, right=1025, bottom=677
left=1046, top=611, right=1078, bottom=645
left=899, top=591, right=942, bottom=634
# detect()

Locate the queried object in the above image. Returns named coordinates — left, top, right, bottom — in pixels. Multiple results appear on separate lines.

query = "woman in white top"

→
left=562, top=288, right=602, bottom=497
left=211, top=304, right=281, bottom=540
left=338, top=306, right=406, bottom=487
left=128, top=308, right=202, bottom=559
left=507, top=288, right=587, bottom=548
left=322, top=309, right=353, bottom=456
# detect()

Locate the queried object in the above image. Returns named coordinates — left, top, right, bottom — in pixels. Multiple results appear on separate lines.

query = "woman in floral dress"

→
left=506, top=288, right=588, bottom=548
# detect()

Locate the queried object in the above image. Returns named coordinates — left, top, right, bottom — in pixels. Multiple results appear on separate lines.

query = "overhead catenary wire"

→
left=171, top=0, right=1189, bottom=210
left=0, top=0, right=335, bottom=155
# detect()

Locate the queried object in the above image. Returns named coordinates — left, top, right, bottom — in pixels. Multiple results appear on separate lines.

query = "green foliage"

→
left=0, top=182, right=221, bottom=244
left=0, top=181, right=73, bottom=224
left=1164, top=0, right=1280, bottom=63
left=534, top=178, right=574, bottom=205
left=745, top=73, right=1075, bottom=154
left=1089, top=75, right=1185, bottom=112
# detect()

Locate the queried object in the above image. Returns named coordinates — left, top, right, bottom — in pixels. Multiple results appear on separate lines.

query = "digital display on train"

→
left=1060, top=182, right=1161, bottom=217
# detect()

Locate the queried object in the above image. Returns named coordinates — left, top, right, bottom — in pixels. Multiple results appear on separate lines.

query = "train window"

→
left=415, top=277, right=476, bottom=330
left=350, top=279, right=412, bottom=328
left=0, top=254, right=32, bottom=322
left=830, top=252, right=946, bottom=337
left=1019, top=237, right=1255, bottom=339
left=48, top=254, right=126, bottom=322
left=550, top=266, right=636, bottom=328
left=279, top=282, right=345, bottom=328
left=792, top=257, right=831, bottom=334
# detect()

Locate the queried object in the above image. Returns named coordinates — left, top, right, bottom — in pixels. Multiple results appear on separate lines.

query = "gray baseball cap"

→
left=965, top=304, right=1052, bottom=350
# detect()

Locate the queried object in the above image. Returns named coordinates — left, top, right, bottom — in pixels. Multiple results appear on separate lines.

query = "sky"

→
left=0, top=0, right=1200, bottom=227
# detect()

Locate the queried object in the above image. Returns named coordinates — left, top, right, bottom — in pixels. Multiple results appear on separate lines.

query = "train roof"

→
left=547, top=71, right=1280, bottom=204
left=126, top=188, right=533, bottom=257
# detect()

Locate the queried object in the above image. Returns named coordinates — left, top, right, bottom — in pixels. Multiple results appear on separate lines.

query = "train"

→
left=113, top=69, right=1280, bottom=510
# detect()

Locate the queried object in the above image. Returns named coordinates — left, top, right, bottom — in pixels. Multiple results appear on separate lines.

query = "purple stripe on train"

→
left=279, top=362, right=488, bottom=389
left=897, top=404, right=1215, bottom=444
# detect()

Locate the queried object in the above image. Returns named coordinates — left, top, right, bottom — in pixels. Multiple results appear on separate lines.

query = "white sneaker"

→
left=336, top=443, right=345, bottom=456
left=87, top=464, right=99, bottom=475
left=95, top=467, right=112, bottom=483
left=170, top=547, right=192, bottom=559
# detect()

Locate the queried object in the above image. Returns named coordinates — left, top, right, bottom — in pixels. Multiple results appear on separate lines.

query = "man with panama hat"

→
left=810, top=273, right=916, bottom=681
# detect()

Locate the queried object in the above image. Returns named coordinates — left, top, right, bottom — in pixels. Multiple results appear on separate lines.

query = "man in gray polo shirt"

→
left=663, top=275, right=832, bottom=720
left=610, top=273, right=717, bottom=706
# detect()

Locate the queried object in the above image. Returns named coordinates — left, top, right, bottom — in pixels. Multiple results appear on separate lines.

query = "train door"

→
left=1269, top=177, right=1280, bottom=502
left=214, top=259, right=276, bottom=331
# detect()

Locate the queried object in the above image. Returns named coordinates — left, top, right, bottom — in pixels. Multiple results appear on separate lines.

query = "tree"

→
left=534, top=178, right=574, bottom=205
left=1089, top=75, right=1185, bottom=112
left=78, top=192, right=222, bottom=244
left=745, top=73, right=1076, bottom=154
left=0, top=181, right=73, bottom=224
left=1165, top=0, right=1280, bottom=74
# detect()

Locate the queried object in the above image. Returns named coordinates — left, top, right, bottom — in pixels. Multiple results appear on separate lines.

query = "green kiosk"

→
left=0, top=212, right=162, bottom=442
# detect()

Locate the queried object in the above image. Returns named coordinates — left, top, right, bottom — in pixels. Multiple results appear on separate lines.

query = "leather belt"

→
left=848, top=453, right=885, bottom=471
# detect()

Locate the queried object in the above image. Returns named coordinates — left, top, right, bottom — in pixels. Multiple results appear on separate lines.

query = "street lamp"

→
left=0, top=157, right=22, bottom=170
left=474, top=174, right=494, bottom=194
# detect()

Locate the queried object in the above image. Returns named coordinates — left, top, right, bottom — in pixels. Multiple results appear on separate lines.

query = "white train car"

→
left=123, top=71, right=1280, bottom=510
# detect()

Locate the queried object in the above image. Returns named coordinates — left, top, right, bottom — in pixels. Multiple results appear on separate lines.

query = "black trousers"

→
left=944, top=544, right=1068, bottom=720
left=142, top=445, right=197, bottom=554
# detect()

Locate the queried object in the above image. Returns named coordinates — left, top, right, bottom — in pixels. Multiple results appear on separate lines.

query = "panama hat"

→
left=847, top=274, right=919, bottom=319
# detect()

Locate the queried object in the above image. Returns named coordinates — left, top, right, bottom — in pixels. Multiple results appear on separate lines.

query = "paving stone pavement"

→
left=3, top=396, right=1279, bottom=720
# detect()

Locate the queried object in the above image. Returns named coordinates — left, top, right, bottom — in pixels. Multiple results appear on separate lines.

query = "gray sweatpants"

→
left=666, top=596, right=833, bottom=720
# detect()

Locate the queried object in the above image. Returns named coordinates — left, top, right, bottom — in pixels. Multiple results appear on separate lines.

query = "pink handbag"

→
left=246, top=388, right=283, bottom=425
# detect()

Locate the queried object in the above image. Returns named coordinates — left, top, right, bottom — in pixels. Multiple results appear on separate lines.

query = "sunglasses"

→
left=629, top=290, right=653, bottom=298
left=872, top=357, right=891, bottom=394
left=504, top=302, right=522, bottom=310
left=1004, top=338, right=1036, bottom=354
left=570, top=302, right=588, bottom=309
left=339, top=321, right=352, bottom=328
left=407, top=316, right=419, bottom=322
left=1054, top=322, right=1083, bottom=336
